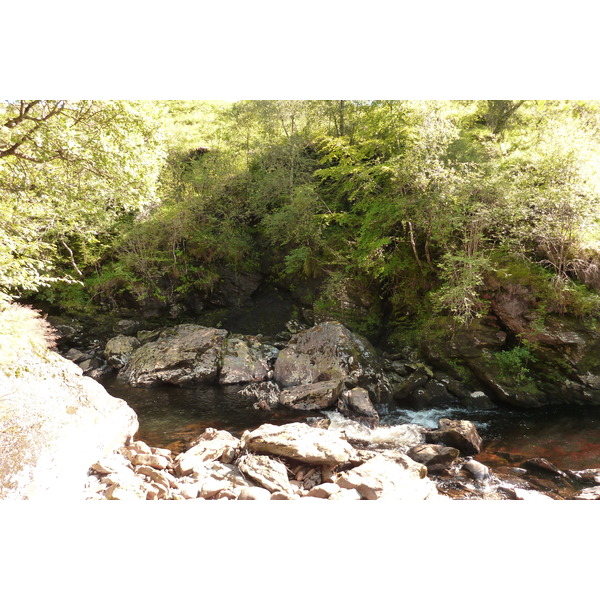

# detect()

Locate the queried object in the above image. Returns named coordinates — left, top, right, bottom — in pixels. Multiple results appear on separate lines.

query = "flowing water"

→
left=103, top=375, right=600, bottom=472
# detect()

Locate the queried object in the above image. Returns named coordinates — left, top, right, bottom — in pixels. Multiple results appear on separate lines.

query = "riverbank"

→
left=2, top=305, right=599, bottom=500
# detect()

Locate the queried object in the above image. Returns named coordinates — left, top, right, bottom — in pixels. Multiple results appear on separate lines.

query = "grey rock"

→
left=279, top=379, right=343, bottom=411
left=425, top=418, right=483, bottom=455
left=241, top=422, right=354, bottom=465
left=119, top=324, right=228, bottom=387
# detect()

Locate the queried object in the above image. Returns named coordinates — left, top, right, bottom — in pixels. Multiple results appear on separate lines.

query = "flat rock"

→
left=336, top=455, right=438, bottom=500
left=237, top=453, right=292, bottom=493
left=241, top=422, right=354, bottom=465
left=176, top=428, right=239, bottom=475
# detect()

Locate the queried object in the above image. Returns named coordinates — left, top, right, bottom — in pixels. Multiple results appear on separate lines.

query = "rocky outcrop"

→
left=118, top=324, right=228, bottom=387
left=0, top=350, right=138, bottom=499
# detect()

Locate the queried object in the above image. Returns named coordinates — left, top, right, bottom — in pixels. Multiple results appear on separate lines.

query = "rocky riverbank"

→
left=3, top=307, right=599, bottom=500
left=83, top=414, right=600, bottom=501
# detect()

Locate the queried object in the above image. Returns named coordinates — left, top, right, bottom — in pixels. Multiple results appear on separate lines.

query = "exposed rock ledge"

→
left=0, top=308, right=138, bottom=499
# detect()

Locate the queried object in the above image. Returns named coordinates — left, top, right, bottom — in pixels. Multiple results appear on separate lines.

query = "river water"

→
left=102, top=375, right=600, bottom=472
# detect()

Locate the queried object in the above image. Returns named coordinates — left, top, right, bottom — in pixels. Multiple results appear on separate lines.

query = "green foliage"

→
left=0, top=100, right=166, bottom=300
left=493, top=343, right=537, bottom=385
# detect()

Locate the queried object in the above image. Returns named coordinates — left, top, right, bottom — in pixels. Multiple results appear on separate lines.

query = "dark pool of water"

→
left=103, top=375, right=600, bottom=470
left=102, top=375, right=323, bottom=454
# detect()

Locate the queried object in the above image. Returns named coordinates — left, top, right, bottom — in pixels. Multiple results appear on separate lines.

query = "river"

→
left=102, top=374, right=600, bottom=472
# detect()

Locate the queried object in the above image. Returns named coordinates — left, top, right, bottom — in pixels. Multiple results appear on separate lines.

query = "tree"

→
left=0, top=100, right=165, bottom=302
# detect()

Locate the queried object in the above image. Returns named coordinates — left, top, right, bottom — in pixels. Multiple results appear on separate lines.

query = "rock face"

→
left=273, top=321, right=391, bottom=402
left=0, top=351, right=138, bottom=499
left=118, top=324, right=228, bottom=387
left=241, top=422, right=355, bottom=465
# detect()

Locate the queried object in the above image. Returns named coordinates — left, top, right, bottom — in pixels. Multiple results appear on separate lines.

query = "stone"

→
left=407, top=444, right=460, bottom=472
left=337, top=386, right=380, bottom=425
left=392, top=370, right=429, bottom=402
left=236, top=453, right=292, bottom=493
left=273, top=321, right=391, bottom=402
left=176, top=428, right=239, bottom=475
left=425, top=419, right=483, bottom=455
left=105, top=483, right=147, bottom=500
left=219, top=336, right=278, bottom=385
left=522, top=457, right=567, bottom=478
left=237, top=486, right=272, bottom=500
left=327, top=488, right=363, bottom=501
left=336, top=455, right=438, bottom=500
left=462, top=459, right=490, bottom=481
left=270, top=491, right=297, bottom=500
left=119, top=324, right=228, bottom=387
left=91, top=453, right=133, bottom=474
left=135, top=465, right=172, bottom=490
left=199, top=478, right=229, bottom=499
left=0, top=333, right=138, bottom=499
left=241, top=422, right=354, bottom=465
left=279, top=379, right=343, bottom=411
left=573, top=486, right=600, bottom=500
left=239, top=381, right=281, bottom=410
left=306, top=482, right=341, bottom=498
left=104, top=335, right=141, bottom=369
left=131, top=453, right=169, bottom=470
left=130, top=440, right=153, bottom=454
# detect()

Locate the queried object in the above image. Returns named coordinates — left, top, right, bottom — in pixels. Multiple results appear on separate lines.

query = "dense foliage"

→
left=3, top=99, right=600, bottom=344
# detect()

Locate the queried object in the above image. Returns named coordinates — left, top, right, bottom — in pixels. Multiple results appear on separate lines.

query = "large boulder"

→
left=118, top=324, right=228, bottom=387
left=336, top=455, right=439, bottom=500
left=425, top=418, right=483, bottom=455
left=273, top=321, right=391, bottom=402
left=0, top=349, right=138, bottom=499
left=219, top=335, right=278, bottom=385
left=241, top=422, right=355, bottom=465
